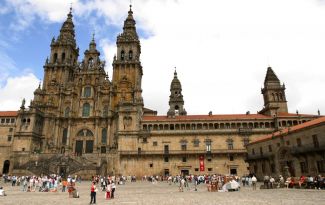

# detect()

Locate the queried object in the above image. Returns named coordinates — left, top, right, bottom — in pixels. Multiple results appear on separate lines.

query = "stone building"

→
left=0, top=6, right=321, bottom=178
left=246, top=117, right=325, bottom=179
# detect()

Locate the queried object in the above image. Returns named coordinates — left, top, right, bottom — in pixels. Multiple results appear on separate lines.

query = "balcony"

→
left=246, top=152, right=274, bottom=161
left=119, top=149, right=247, bottom=156
left=290, top=143, right=325, bottom=155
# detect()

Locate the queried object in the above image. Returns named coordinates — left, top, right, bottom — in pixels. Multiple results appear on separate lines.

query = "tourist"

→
left=0, top=187, right=6, bottom=196
left=263, top=175, right=270, bottom=189
left=90, top=181, right=97, bottom=204
left=252, top=175, right=257, bottom=190
left=111, top=181, right=116, bottom=199
left=179, top=177, right=185, bottom=192
left=269, top=176, right=275, bottom=189
left=241, top=176, right=246, bottom=187
left=285, top=177, right=291, bottom=189
left=298, top=175, right=306, bottom=188
left=105, top=182, right=111, bottom=200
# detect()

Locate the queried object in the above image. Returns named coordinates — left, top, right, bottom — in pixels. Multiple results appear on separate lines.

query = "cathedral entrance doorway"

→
left=59, top=166, right=67, bottom=177
left=75, top=140, right=83, bottom=156
left=181, top=169, right=189, bottom=176
left=2, top=160, right=10, bottom=174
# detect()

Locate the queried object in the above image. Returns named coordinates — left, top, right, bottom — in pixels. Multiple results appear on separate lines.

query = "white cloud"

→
left=2, top=0, right=325, bottom=116
left=0, top=73, right=39, bottom=110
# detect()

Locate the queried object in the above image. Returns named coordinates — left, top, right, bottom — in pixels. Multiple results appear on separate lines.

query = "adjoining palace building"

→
left=246, top=117, right=325, bottom=179
left=0, top=6, right=322, bottom=178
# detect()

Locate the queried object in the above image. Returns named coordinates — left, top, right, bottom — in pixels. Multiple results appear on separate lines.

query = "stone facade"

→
left=246, top=117, right=325, bottom=180
left=0, top=6, right=321, bottom=178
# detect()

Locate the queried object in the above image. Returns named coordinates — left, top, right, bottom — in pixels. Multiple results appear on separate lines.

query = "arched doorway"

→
left=278, top=148, right=296, bottom=177
left=75, top=129, right=94, bottom=156
left=2, top=160, right=10, bottom=174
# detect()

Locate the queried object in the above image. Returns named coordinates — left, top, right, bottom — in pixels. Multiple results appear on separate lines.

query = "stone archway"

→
left=2, top=160, right=10, bottom=174
left=99, top=161, right=107, bottom=176
left=277, top=147, right=296, bottom=177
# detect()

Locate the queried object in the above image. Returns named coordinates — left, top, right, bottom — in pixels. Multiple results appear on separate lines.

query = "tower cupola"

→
left=167, top=69, right=187, bottom=117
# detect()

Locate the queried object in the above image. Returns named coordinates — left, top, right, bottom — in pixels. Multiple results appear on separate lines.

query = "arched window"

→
left=77, top=129, right=94, bottom=137
left=121, top=50, right=125, bottom=60
left=101, top=128, right=107, bottom=144
left=82, top=103, right=90, bottom=117
left=276, top=93, right=279, bottom=101
left=62, top=128, right=68, bottom=144
left=84, top=87, right=91, bottom=97
left=227, top=138, right=234, bottom=150
left=53, top=53, right=58, bottom=63
left=64, top=107, right=70, bottom=117
left=88, top=57, right=94, bottom=69
left=62, top=52, right=66, bottom=62
left=128, top=50, right=133, bottom=60
left=279, top=93, right=283, bottom=101
left=103, top=106, right=108, bottom=117
left=272, top=93, right=275, bottom=101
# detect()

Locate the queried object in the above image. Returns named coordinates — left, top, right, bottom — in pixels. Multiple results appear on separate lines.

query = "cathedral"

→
left=0, top=6, right=320, bottom=178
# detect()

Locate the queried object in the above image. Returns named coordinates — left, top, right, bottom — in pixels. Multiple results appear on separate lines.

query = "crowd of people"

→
left=0, top=172, right=323, bottom=201
left=251, top=174, right=325, bottom=190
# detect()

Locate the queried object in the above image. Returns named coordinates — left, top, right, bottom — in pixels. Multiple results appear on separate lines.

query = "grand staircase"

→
left=18, top=154, right=98, bottom=176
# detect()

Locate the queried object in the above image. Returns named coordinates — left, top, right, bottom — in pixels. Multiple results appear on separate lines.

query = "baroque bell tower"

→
left=111, top=5, right=143, bottom=132
left=259, top=67, right=288, bottom=116
left=167, top=70, right=187, bottom=117
left=43, top=7, right=79, bottom=90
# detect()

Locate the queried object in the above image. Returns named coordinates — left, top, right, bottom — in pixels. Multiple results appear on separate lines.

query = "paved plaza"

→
left=0, top=181, right=324, bottom=205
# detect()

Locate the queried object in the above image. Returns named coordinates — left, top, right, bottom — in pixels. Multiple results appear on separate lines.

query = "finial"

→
left=296, top=110, right=299, bottom=115
left=318, top=109, right=320, bottom=116
left=70, top=2, right=73, bottom=14
left=21, top=98, right=26, bottom=109
left=129, top=0, right=132, bottom=11
left=92, top=32, right=95, bottom=41
left=174, top=67, right=177, bottom=77
left=38, top=81, right=41, bottom=89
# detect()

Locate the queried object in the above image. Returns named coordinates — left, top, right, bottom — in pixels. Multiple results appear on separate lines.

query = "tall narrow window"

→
left=121, top=50, right=125, bottom=60
left=101, top=128, right=107, bottom=144
left=180, top=140, right=187, bottom=151
left=103, top=106, right=108, bottom=117
left=61, top=52, right=66, bottom=62
left=227, top=138, right=233, bottom=150
left=128, top=50, right=133, bottom=60
left=64, top=107, right=70, bottom=117
left=53, top=53, right=58, bottom=63
left=85, top=140, right=94, bottom=153
left=82, top=103, right=90, bottom=117
left=312, top=135, right=319, bottom=148
left=62, top=128, right=68, bottom=144
left=84, top=87, right=91, bottom=97
left=205, top=139, right=211, bottom=152
left=296, top=138, right=302, bottom=147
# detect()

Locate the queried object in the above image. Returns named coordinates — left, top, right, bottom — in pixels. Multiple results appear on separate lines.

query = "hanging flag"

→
left=199, top=155, right=204, bottom=171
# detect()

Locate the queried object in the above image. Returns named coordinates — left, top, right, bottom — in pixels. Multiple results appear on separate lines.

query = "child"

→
left=105, top=183, right=111, bottom=200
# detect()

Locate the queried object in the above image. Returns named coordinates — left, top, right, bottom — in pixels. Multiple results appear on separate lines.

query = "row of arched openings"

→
left=120, top=50, right=133, bottom=61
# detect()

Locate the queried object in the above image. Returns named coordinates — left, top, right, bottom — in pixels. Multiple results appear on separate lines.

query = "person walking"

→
left=252, top=175, right=257, bottom=190
left=111, top=181, right=116, bottom=199
left=89, top=181, right=97, bottom=204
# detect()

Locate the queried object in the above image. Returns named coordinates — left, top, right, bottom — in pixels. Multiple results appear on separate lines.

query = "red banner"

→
left=199, top=155, right=204, bottom=171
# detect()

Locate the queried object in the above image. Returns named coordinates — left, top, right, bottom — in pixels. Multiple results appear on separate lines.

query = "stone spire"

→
left=167, top=69, right=187, bottom=117
left=56, top=6, right=76, bottom=47
left=259, top=66, right=288, bottom=116
left=264, top=66, right=280, bottom=84
left=117, top=4, right=139, bottom=44
left=83, top=34, right=102, bottom=70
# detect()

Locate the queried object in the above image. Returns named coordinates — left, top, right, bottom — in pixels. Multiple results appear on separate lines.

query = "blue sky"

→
left=0, top=0, right=325, bottom=115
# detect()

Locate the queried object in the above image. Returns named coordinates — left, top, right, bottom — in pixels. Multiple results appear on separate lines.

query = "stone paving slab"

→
left=0, top=181, right=324, bottom=205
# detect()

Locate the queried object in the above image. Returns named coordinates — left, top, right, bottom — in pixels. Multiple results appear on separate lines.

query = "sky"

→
left=0, top=0, right=325, bottom=116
